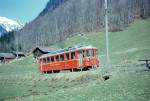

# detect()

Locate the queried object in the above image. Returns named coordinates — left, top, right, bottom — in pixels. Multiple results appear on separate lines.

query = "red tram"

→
left=38, top=46, right=100, bottom=73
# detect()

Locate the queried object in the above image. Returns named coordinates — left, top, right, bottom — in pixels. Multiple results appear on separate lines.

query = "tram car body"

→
left=38, top=46, right=100, bottom=73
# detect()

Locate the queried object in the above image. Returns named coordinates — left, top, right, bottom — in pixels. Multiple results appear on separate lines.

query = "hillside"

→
left=0, top=19, right=150, bottom=101
left=49, top=18, right=150, bottom=64
left=0, top=0, right=149, bottom=52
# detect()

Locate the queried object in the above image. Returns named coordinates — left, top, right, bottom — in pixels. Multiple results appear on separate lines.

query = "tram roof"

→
left=39, top=45, right=97, bottom=58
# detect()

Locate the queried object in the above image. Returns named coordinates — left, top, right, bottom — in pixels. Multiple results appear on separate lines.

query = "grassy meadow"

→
left=0, top=19, right=150, bottom=101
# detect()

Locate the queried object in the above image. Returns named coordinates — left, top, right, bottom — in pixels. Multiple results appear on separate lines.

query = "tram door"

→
left=78, top=50, right=83, bottom=67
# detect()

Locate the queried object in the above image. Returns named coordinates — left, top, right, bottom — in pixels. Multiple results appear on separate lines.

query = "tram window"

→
left=51, top=56, right=54, bottom=62
left=86, top=50, right=91, bottom=57
left=40, top=59, right=42, bottom=63
left=92, top=50, right=95, bottom=57
left=78, top=50, right=82, bottom=58
left=43, top=58, right=47, bottom=63
left=66, top=53, right=70, bottom=60
left=56, top=55, right=59, bottom=61
left=83, top=50, right=85, bottom=57
left=71, top=52, right=75, bottom=59
left=94, top=50, right=96, bottom=56
left=40, top=59, right=42, bottom=62
left=47, top=57, right=50, bottom=62
left=60, top=54, right=64, bottom=61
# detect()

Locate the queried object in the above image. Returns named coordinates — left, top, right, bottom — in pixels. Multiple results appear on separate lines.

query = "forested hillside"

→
left=39, top=0, right=68, bottom=16
left=0, top=0, right=150, bottom=52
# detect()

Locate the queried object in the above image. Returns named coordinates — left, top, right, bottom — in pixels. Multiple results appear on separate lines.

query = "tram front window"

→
left=86, top=50, right=91, bottom=57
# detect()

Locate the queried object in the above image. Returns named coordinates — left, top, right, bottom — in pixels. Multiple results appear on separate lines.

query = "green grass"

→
left=1, top=68, right=150, bottom=101
left=0, top=18, right=150, bottom=101
left=0, top=55, right=37, bottom=75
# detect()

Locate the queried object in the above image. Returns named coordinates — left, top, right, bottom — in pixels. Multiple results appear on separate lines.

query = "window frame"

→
left=60, top=54, right=64, bottom=61
left=51, top=56, right=55, bottom=62
left=86, top=49, right=91, bottom=57
left=43, top=58, right=47, bottom=63
left=55, top=55, right=59, bottom=61
left=47, top=57, right=50, bottom=62
left=71, top=52, right=75, bottom=60
left=66, top=52, right=70, bottom=60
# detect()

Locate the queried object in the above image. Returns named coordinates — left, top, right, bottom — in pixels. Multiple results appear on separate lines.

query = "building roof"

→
left=0, top=53, right=16, bottom=59
left=32, top=47, right=54, bottom=53
left=12, top=51, right=25, bottom=56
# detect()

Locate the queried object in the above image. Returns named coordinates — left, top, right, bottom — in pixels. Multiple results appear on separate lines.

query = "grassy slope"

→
left=51, top=18, right=150, bottom=64
left=1, top=69, right=150, bottom=101
left=15, top=70, right=150, bottom=101
left=0, top=19, right=150, bottom=101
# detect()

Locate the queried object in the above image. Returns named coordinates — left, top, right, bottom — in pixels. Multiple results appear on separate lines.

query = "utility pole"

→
left=105, top=0, right=110, bottom=64
left=16, top=35, right=19, bottom=59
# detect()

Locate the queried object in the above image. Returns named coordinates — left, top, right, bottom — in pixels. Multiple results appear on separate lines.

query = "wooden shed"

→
left=32, top=47, right=54, bottom=58
left=0, top=53, right=16, bottom=63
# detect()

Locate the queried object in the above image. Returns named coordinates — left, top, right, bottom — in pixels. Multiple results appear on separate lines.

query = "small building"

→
left=0, top=53, right=16, bottom=63
left=0, top=52, right=25, bottom=64
left=32, top=47, right=54, bottom=58
left=12, top=51, right=25, bottom=58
